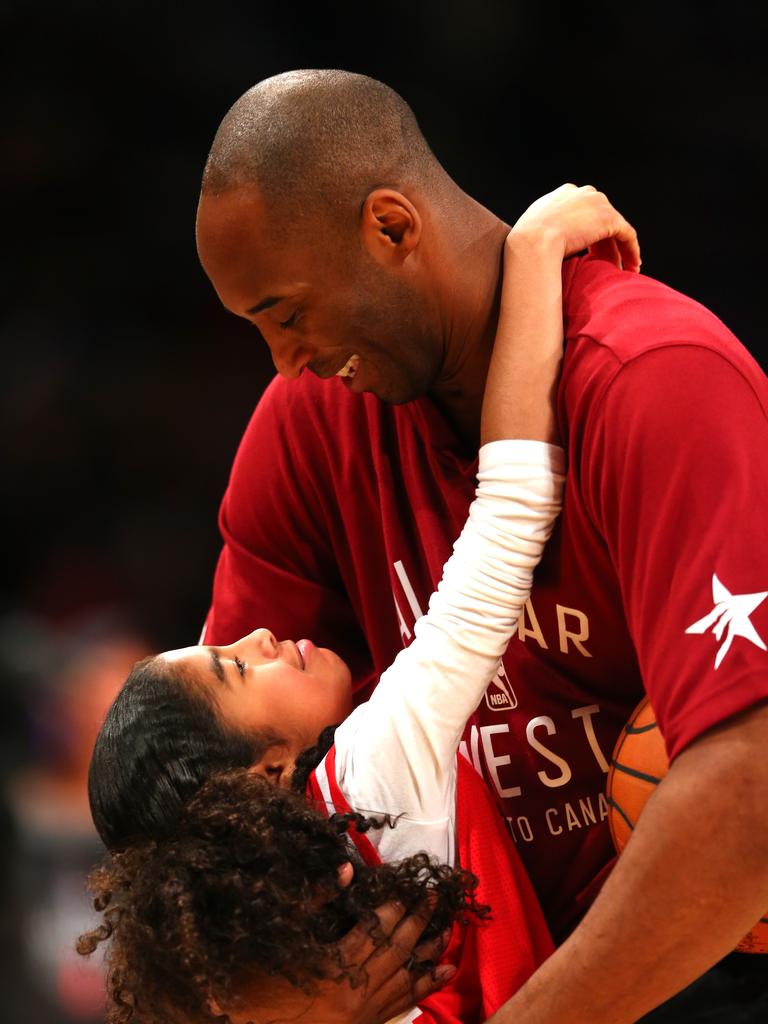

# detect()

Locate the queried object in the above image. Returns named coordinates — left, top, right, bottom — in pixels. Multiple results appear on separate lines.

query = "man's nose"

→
left=270, top=339, right=315, bottom=379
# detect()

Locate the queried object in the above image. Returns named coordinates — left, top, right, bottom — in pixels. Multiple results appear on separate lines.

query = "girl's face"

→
left=160, top=628, right=353, bottom=786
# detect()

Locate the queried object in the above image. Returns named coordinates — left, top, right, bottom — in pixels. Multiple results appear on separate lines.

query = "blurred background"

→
left=2, top=0, right=766, bottom=1018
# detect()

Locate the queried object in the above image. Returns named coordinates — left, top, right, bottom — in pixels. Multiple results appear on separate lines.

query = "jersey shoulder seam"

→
left=577, top=340, right=768, bottom=529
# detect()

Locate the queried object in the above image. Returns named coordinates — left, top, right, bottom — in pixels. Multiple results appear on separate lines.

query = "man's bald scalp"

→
left=202, top=70, right=442, bottom=228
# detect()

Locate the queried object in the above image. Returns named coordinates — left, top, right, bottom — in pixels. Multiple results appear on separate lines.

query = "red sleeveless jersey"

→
left=308, top=748, right=554, bottom=1024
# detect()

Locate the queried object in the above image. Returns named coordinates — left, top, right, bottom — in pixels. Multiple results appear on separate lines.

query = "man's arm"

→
left=486, top=700, right=768, bottom=1023
left=488, top=320, right=768, bottom=1020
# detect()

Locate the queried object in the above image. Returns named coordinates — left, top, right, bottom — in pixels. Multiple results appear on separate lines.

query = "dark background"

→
left=1, top=1, right=766, bottom=1018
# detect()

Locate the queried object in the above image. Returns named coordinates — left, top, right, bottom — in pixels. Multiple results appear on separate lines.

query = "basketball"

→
left=607, top=697, right=768, bottom=954
left=607, top=697, right=668, bottom=854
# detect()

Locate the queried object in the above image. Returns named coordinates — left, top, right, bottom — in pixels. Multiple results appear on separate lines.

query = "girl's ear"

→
left=337, top=861, right=354, bottom=888
left=248, top=745, right=292, bottom=788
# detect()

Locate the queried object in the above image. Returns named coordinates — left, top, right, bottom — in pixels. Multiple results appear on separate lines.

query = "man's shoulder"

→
left=561, top=256, right=763, bottom=413
left=564, top=255, right=747, bottom=367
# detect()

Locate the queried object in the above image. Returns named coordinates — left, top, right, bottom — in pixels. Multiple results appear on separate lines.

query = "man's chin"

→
left=367, top=372, right=436, bottom=406
left=377, top=389, right=423, bottom=405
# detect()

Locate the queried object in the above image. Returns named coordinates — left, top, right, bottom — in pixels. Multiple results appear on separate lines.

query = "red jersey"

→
left=307, top=748, right=554, bottom=1024
left=205, top=255, right=768, bottom=941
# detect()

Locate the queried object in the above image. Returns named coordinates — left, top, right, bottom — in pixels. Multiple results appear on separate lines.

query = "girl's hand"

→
left=482, top=184, right=639, bottom=445
left=508, top=183, right=641, bottom=273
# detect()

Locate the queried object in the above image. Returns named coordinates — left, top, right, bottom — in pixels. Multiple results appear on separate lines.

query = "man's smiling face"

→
left=195, top=186, right=445, bottom=403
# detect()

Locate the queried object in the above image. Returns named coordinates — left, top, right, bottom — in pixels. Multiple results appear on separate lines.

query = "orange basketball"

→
left=607, top=697, right=768, bottom=954
left=607, top=697, right=668, bottom=854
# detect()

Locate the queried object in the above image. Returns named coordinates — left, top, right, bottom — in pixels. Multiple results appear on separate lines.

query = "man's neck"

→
left=428, top=199, right=511, bottom=447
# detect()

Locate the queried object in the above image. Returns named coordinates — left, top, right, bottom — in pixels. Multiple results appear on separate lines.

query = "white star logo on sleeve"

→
left=685, top=574, right=768, bottom=669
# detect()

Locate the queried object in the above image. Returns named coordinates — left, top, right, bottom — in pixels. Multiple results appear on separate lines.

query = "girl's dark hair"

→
left=78, top=768, right=487, bottom=1024
left=88, top=656, right=282, bottom=850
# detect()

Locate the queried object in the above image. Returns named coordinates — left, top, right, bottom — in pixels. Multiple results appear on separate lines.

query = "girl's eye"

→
left=234, top=657, right=246, bottom=677
left=279, top=310, right=298, bottom=330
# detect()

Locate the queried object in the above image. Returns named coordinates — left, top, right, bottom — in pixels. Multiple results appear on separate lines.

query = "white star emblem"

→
left=685, top=574, right=767, bottom=669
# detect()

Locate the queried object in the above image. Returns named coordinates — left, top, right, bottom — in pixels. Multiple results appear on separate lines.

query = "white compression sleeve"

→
left=334, top=439, right=565, bottom=827
left=420, top=439, right=565, bottom=663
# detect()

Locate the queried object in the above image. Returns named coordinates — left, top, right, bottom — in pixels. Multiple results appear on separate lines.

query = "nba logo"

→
left=484, top=660, right=517, bottom=711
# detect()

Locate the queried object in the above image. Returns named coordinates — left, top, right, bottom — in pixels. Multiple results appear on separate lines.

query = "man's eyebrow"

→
left=246, top=295, right=284, bottom=316
left=208, top=648, right=225, bottom=682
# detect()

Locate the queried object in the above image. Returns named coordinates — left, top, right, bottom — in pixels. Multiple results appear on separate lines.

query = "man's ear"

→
left=360, top=189, right=422, bottom=267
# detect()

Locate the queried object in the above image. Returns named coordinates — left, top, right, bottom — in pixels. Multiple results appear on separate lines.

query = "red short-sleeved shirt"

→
left=204, top=255, right=768, bottom=941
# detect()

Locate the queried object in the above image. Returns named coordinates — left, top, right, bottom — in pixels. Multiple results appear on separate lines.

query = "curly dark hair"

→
left=78, top=768, right=487, bottom=1024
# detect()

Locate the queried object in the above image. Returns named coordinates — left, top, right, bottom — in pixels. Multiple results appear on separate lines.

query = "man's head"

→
left=196, top=70, right=460, bottom=403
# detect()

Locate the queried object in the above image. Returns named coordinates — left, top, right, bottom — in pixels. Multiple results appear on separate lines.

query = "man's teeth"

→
left=336, top=355, right=360, bottom=379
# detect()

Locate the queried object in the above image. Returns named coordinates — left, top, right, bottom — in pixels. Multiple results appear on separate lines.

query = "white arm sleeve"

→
left=333, top=440, right=565, bottom=862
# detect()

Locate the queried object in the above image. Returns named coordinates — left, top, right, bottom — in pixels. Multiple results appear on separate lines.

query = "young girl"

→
left=80, top=186, right=640, bottom=1024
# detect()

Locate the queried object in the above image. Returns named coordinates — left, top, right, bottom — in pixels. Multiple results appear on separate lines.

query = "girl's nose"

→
left=240, top=627, right=279, bottom=658
left=254, top=628, right=279, bottom=656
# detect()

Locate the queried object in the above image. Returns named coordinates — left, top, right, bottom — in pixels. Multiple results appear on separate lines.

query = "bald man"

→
left=196, top=71, right=768, bottom=1023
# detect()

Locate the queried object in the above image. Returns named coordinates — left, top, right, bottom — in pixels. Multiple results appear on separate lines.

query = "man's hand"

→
left=232, top=900, right=455, bottom=1024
